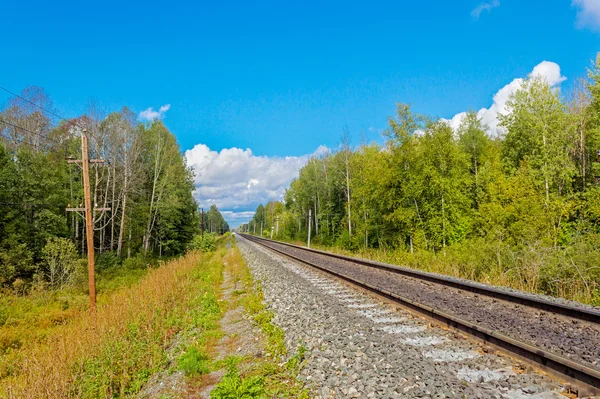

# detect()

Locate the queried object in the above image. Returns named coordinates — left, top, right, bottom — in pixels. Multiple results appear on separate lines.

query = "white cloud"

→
left=221, top=211, right=257, bottom=221
left=443, top=61, right=566, bottom=137
left=313, top=145, right=331, bottom=157
left=573, top=0, right=600, bottom=30
left=530, top=61, right=567, bottom=86
left=471, top=0, right=500, bottom=19
left=185, top=144, right=329, bottom=227
left=139, top=104, right=171, bottom=121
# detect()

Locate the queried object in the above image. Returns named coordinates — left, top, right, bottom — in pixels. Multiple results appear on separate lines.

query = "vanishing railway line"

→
left=239, top=233, right=600, bottom=396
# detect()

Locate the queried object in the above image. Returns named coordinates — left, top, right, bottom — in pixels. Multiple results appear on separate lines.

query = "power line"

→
left=0, top=86, right=98, bottom=153
left=0, top=86, right=79, bottom=128
left=0, top=86, right=124, bottom=165
left=1, top=117, right=119, bottom=165
left=0, top=118, right=65, bottom=147
left=0, top=87, right=111, bottom=159
left=0, top=118, right=49, bottom=138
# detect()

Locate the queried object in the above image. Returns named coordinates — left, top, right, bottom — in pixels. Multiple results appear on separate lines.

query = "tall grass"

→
left=0, top=263, right=149, bottom=365
left=0, top=251, right=209, bottom=398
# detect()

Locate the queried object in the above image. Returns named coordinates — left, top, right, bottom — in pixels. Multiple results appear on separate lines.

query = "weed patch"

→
left=178, top=347, right=211, bottom=376
left=211, top=364, right=265, bottom=399
left=208, top=241, right=308, bottom=398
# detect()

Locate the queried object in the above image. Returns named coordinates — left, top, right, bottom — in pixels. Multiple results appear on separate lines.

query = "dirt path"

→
left=136, top=248, right=265, bottom=399
left=194, top=257, right=264, bottom=398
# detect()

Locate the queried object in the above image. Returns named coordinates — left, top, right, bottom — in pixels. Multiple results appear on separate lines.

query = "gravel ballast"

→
left=255, top=238, right=600, bottom=371
left=237, top=236, right=572, bottom=399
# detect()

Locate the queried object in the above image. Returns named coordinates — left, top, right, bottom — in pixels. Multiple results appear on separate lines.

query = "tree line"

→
left=201, top=204, right=230, bottom=235
left=0, top=87, right=228, bottom=289
left=241, top=54, right=600, bottom=302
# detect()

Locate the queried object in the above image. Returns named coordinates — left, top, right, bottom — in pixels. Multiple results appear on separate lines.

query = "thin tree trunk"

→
left=117, top=190, right=127, bottom=257
left=441, top=193, right=446, bottom=249
left=145, top=169, right=169, bottom=254
left=474, top=153, right=479, bottom=208
left=143, top=136, right=164, bottom=254
left=363, top=196, right=367, bottom=248
left=110, top=163, right=116, bottom=251
left=580, top=119, right=585, bottom=188
left=346, top=163, right=352, bottom=237
left=117, top=138, right=130, bottom=258
left=314, top=197, right=319, bottom=235
left=413, top=198, right=428, bottom=248
left=542, top=128, right=550, bottom=206
left=127, top=217, right=132, bottom=258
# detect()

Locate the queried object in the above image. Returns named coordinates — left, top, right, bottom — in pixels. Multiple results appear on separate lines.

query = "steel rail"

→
left=239, top=233, right=600, bottom=396
left=241, top=234, right=600, bottom=324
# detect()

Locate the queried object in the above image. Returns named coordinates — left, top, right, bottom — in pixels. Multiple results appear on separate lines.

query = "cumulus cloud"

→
left=471, top=0, right=500, bottom=19
left=221, top=211, right=257, bottom=221
left=139, top=104, right=171, bottom=121
left=443, top=61, right=566, bottom=136
left=573, top=0, right=600, bottom=30
left=185, top=144, right=329, bottom=226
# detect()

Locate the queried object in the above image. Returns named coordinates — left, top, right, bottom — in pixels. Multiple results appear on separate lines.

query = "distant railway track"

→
left=239, top=233, right=600, bottom=396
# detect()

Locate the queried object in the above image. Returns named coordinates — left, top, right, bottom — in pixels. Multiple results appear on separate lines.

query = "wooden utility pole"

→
left=67, top=131, right=109, bottom=314
left=81, top=135, right=96, bottom=313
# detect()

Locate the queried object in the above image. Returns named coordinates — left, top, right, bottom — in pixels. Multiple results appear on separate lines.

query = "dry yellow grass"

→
left=0, top=251, right=204, bottom=399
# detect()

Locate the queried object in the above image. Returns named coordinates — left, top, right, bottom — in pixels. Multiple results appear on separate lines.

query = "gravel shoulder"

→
left=237, top=235, right=578, bottom=399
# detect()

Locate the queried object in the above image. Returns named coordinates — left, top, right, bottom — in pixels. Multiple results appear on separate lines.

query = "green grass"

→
left=174, top=249, right=226, bottom=379
left=178, top=347, right=211, bottom=376
left=211, top=363, right=265, bottom=399
left=207, top=243, right=308, bottom=399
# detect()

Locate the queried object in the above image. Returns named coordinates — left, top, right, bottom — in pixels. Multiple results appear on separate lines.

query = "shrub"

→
left=335, top=230, right=357, bottom=251
left=42, top=237, right=78, bottom=290
left=122, top=255, right=148, bottom=270
left=178, top=346, right=210, bottom=376
left=0, top=241, right=34, bottom=286
left=95, top=251, right=120, bottom=271
left=189, top=233, right=217, bottom=252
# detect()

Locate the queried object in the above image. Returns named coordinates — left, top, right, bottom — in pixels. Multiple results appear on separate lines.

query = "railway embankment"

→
left=238, top=235, right=577, bottom=398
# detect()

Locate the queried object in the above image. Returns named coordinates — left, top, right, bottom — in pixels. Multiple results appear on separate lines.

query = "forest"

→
left=242, top=54, right=600, bottom=304
left=0, top=87, right=228, bottom=290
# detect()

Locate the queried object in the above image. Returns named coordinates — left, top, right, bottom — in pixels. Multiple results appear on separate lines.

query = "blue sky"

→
left=1, top=0, right=599, bottom=226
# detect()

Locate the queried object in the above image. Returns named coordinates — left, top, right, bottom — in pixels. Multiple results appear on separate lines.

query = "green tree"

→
left=42, top=237, right=78, bottom=290
left=458, top=110, right=491, bottom=207
left=500, top=77, right=576, bottom=203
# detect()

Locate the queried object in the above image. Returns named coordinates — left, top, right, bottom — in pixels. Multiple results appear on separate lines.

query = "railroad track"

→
left=239, top=233, right=600, bottom=396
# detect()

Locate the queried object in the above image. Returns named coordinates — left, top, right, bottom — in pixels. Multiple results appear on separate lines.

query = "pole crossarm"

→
left=66, top=207, right=111, bottom=212
left=68, top=159, right=105, bottom=164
